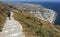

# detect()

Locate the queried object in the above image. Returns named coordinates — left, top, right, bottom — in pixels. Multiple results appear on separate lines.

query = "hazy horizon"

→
left=0, top=0, right=60, bottom=2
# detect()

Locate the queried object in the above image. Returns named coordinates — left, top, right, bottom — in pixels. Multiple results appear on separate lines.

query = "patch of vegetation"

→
left=0, top=7, right=8, bottom=32
left=36, top=27, right=48, bottom=37
left=13, top=10, right=60, bottom=37
left=0, top=2, right=10, bottom=32
left=13, top=11, right=48, bottom=37
left=13, top=11, right=60, bottom=37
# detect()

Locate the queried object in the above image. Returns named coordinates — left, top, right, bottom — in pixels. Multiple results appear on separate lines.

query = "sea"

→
left=18, top=2, right=60, bottom=25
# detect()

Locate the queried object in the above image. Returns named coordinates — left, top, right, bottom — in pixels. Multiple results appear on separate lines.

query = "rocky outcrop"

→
left=30, top=8, right=57, bottom=23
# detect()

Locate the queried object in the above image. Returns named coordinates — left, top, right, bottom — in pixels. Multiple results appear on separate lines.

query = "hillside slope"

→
left=13, top=9, right=60, bottom=37
left=0, top=2, right=60, bottom=37
left=8, top=3, right=57, bottom=23
left=0, top=2, right=10, bottom=32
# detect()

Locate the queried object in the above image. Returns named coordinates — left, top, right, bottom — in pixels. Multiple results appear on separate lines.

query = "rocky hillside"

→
left=7, top=3, right=57, bottom=23
left=0, top=2, right=60, bottom=37
left=13, top=9, right=60, bottom=37
left=10, top=3, right=60, bottom=37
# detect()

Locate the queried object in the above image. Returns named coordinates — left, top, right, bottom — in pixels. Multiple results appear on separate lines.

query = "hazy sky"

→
left=0, top=0, right=60, bottom=2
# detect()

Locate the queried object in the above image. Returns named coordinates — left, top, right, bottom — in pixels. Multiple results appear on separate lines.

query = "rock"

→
left=30, top=8, right=57, bottom=23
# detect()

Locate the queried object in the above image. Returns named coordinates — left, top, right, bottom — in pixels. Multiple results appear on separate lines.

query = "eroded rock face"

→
left=30, top=8, right=57, bottom=23
left=8, top=3, right=57, bottom=23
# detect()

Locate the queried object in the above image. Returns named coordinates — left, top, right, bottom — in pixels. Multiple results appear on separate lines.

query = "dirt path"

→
left=0, top=12, right=25, bottom=37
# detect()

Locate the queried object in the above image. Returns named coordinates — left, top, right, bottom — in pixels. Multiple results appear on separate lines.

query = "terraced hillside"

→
left=13, top=10, right=60, bottom=37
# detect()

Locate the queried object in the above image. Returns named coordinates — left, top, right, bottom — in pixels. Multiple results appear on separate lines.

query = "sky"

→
left=0, top=0, right=60, bottom=2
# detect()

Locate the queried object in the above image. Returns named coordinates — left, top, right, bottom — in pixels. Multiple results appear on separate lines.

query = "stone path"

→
left=0, top=12, right=25, bottom=37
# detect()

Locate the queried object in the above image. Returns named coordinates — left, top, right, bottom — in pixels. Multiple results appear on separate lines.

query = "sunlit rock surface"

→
left=30, top=8, right=57, bottom=23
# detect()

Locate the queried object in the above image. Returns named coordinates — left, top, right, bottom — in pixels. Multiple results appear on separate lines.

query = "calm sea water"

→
left=19, top=2, right=60, bottom=25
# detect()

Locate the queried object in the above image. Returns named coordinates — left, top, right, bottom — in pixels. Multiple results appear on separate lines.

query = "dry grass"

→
left=0, top=2, right=11, bottom=32
left=13, top=10, right=60, bottom=37
left=0, top=7, right=8, bottom=32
